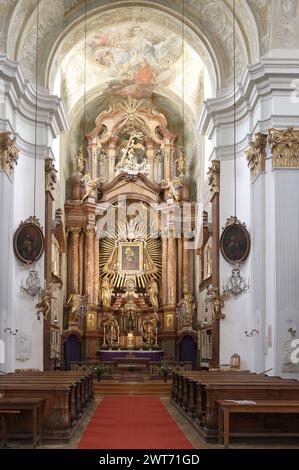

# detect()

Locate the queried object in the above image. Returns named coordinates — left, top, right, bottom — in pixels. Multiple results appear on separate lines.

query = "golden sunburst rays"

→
left=99, top=204, right=161, bottom=289
left=118, top=97, right=146, bottom=128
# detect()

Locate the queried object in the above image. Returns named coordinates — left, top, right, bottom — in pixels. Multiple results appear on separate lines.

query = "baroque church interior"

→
left=1, top=0, right=299, bottom=453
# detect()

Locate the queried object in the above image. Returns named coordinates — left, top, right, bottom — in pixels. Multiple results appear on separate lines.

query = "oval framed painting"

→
left=220, top=219, right=251, bottom=265
left=13, top=217, right=44, bottom=265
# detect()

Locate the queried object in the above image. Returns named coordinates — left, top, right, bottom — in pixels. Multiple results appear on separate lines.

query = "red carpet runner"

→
left=78, top=396, right=193, bottom=449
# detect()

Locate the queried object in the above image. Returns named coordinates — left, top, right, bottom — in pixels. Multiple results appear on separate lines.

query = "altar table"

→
left=98, top=350, right=164, bottom=361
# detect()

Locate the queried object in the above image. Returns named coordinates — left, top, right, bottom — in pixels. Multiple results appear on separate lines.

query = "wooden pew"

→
left=172, top=371, right=299, bottom=442
left=0, top=371, right=94, bottom=441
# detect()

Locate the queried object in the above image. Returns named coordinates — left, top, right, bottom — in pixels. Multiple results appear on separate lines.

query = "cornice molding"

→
left=0, top=54, right=69, bottom=138
left=198, top=57, right=299, bottom=139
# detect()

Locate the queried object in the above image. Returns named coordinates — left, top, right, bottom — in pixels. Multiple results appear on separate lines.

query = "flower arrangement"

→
left=90, top=363, right=110, bottom=381
left=160, top=362, right=173, bottom=381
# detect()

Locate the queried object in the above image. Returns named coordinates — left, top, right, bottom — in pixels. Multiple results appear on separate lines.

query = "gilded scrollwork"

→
left=45, top=158, right=57, bottom=192
left=245, top=133, right=267, bottom=182
left=207, top=160, right=220, bottom=195
left=0, top=131, right=19, bottom=177
left=269, top=128, right=299, bottom=168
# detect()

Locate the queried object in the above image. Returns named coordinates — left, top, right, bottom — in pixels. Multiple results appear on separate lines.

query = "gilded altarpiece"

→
left=64, top=98, right=197, bottom=362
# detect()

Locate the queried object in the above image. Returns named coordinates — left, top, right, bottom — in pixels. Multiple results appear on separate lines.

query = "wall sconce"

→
left=245, top=329, right=259, bottom=337
left=4, top=328, right=18, bottom=336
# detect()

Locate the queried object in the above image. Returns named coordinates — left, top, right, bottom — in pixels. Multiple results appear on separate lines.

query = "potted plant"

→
left=91, top=363, right=109, bottom=382
left=160, top=362, right=173, bottom=382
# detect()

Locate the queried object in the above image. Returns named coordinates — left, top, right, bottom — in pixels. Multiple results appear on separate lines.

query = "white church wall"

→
left=0, top=172, right=14, bottom=372
left=274, top=169, right=299, bottom=379
left=0, top=56, right=68, bottom=372
left=12, top=149, right=45, bottom=370
left=219, top=156, right=253, bottom=371
left=199, top=55, right=299, bottom=374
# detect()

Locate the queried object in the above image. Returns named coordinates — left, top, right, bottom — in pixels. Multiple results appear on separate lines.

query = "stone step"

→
left=94, top=380, right=172, bottom=396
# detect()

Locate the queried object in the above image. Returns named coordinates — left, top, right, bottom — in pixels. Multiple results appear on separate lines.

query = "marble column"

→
left=108, top=137, right=118, bottom=181
left=85, top=225, right=95, bottom=303
left=167, top=233, right=177, bottom=305
left=177, top=237, right=183, bottom=299
left=88, top=141, right=98, bottom=180
left=144, top=137, right=154, bottom=180
left=44, top=158, right=56, bottom=370
left=70, top=227, right=81, bottom=294
left=182, top=237, right=190, bottom=295
left=93, top=233, right=100, bottom=305
left=161, top=237, right=168, bottom=306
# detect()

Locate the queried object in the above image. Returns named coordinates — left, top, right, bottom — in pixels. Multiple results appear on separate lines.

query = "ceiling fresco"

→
left=61, top=19, right=204, bottom=116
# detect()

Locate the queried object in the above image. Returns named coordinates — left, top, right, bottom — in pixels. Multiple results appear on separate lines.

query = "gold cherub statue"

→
left=207, top=287, right=230, bottom=320
left=35, top=288, right=55, bottom=321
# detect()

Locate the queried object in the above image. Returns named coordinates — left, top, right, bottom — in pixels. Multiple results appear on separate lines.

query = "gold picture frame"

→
left=119, top=242, right=143, bottom=273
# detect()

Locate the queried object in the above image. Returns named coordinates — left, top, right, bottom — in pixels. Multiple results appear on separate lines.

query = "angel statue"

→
left=75, top=146, right=87, bottom=175
left=80, top=174, right=101, bottom=203
left=67, top=292, right=80, bottom=324
left=116, top=131, right=145, bottom=174
left=160, top=177, right=182, bottom=202
left=147, top=280, right=159, bottom=310
left=206, top=287, right=230, bottom=321
left=35, top=288, right=56, bottom=321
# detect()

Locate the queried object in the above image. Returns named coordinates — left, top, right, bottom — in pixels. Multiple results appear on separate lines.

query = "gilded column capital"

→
left=0, top=131, right=19, bottom=177
left=67, top=226, right=81, bottom=238
left=245, top=133, right=267, bottom=182
left=207, top=160, right=220, bottom=195
left=269, top=127, right=299, bottom=168
left=45, top=158, right=58, bottom=192
left=85, top=225, right=95, bottom=238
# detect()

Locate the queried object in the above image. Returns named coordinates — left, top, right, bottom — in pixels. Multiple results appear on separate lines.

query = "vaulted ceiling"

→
left=1, top=0, right=298, bottom=163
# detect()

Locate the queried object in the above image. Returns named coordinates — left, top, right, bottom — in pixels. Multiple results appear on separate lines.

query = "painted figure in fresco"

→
left=101, top=277, right=112, bottom=308
left=67, top=292, right=80, bottom=324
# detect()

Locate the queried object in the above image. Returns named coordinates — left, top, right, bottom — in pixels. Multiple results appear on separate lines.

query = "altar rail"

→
left=71, top=361, right=192, bottom=377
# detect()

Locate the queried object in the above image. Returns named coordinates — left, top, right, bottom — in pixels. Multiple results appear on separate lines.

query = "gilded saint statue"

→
left=147, top=280, right=159, bottom=310
left=101, top=277, right=112, bottom=309
left=141, top=312, right=159, bottom=346
left=177, top=292, right=196, bottom=326
left=75, top=146, right=86, bottom=175
left=175, top=147, right=187, bottom=177
left=67, top=292, right=80, bottom=324
left=102, top=312, right=119, bottom=348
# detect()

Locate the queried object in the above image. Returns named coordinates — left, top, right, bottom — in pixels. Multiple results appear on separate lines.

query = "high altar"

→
left=63, top=98, right=197, bottom=363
